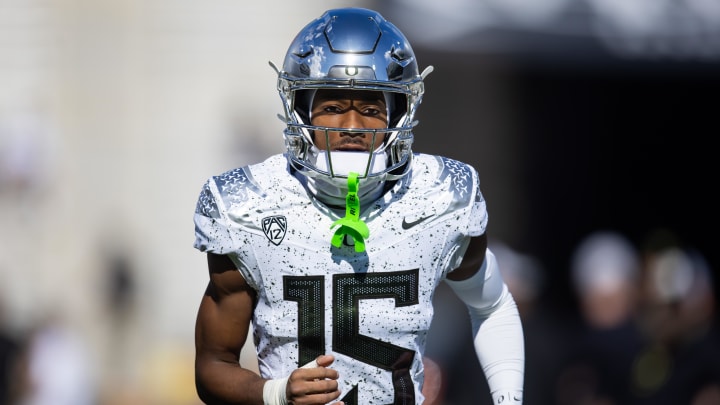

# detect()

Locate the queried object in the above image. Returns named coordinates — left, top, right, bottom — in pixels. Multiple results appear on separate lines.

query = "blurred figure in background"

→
left=632, top=229, right=720, bottom=405
left=0, top=98, right=56, bottom=198
left=425, top=240, right=559, bottom=405
left=16, top=313, right=96, bottom=405
left=555, top=230, right=644, bottom=405
left=492, top=240, right=564, bottom=405
left=0, top=301, right=23, bottom=405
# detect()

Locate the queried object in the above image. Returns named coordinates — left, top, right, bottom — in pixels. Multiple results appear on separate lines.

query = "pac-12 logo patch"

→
left=262, top=215, right=287, bottom=246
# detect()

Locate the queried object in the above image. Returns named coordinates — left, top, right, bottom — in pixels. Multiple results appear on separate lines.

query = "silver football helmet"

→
left=272, top=7, right=433, bottom=182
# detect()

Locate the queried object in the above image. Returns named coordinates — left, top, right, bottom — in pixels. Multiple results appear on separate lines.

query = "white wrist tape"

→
left=262, top=359, right=319, bottom=405
left=262, top=376, right=289, bottom=405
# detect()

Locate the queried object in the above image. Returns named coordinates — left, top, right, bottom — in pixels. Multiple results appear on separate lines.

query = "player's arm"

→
left=446, top=233, right=487, bottom=282
left=195, top=252, right=265, bottom=404
left=195, top=253, right=342, bottom=405
left=445, top=233, right=525, bottom=404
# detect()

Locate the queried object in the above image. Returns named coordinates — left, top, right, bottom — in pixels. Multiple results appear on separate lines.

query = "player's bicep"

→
left=196, top=253, right=256, bottom=364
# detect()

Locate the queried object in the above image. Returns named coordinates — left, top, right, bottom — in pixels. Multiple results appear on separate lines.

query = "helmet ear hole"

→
left=294, top=89, right=315, bottom=125
left=387, top=92, right=407, bottom=127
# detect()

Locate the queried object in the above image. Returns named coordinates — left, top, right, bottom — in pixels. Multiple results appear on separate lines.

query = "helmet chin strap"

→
left=330, top=172, right=370, bottom=252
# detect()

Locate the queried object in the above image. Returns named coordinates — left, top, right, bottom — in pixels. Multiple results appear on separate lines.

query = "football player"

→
left=193, top=7, right=524, bottom=405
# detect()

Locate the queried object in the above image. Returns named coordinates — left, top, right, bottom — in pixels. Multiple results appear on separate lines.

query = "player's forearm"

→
left=196, top=359, right=266, bottom=405
left=446, top=249, right=525, bottom=403
left=471, top=290, right=525, bottom=403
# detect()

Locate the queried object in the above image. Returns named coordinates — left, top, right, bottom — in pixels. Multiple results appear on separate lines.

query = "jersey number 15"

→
left=284, top=269, right=420, bottom=405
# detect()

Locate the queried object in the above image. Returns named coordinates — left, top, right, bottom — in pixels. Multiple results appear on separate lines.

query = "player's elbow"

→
left=195, top=372, right=213, bottom=404
left=195, top=378, right=212, bottom=404
left=195, top=362, right=222, bottom=404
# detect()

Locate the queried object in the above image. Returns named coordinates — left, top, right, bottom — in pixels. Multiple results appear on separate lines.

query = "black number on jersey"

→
left=284, top=269, right=420, bottom=405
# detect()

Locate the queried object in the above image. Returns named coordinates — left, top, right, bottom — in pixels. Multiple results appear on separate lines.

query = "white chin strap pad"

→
left=311, top=149, right=388, bottom=178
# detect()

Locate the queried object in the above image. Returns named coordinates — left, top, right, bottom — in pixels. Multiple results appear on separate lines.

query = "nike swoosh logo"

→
left=401, top=215, right=434, bottom=230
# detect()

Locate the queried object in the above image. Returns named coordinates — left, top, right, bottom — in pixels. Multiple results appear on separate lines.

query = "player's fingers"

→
left=287, top=381, right=341, bottom=405
left=316, top=378, right=338, bottom=394
left=300, top=359, right=318, bottom=369
left=288, top=375, right=338, bottom=393
left=314, top=354, right=335, bottom=367
left=295, top=355, right=339, bottom=381
left=309, top=391, right=341, bottom=404
left=291, top=366, right=339, bottom=382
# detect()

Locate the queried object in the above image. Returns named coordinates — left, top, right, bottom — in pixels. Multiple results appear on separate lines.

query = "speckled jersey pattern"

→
left=193, top=153, right=488, bottom=405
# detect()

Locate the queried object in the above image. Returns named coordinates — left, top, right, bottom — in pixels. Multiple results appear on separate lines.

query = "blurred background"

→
left=0, top=0, right=718, bottom=404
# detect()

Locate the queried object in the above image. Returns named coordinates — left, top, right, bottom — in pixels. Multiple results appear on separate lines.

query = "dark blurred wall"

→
left=372, top=0, right=720, bottom=311
left=410, top=48, right=719, bottom=310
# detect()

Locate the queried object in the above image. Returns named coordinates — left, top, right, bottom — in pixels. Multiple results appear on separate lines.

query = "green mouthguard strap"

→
left=330, top=172, right=369, bottom=252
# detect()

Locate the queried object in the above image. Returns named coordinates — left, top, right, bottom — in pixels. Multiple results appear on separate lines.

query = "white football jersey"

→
left=194, top=153, right=488, bottom=405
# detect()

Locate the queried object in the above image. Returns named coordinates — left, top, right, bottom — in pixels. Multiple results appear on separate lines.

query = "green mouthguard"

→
left=330, top=172, right=369, bottom=252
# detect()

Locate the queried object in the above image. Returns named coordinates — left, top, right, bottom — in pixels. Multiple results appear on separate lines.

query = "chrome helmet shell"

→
left=274, top=7, right=431, bottom=181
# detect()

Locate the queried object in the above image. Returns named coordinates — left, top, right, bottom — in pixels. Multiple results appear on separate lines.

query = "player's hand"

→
left=286, top=354, right=343, bottom=405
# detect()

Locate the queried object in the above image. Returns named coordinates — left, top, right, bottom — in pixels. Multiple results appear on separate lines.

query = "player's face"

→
left=310, top=89, right=388, bottom=151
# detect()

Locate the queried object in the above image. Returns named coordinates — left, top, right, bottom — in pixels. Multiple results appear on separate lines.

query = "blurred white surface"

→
left=0, top=1, right=361, bottom=403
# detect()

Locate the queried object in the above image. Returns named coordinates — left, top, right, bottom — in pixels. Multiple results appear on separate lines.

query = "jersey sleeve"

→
left=467, top=166, right=488, bottom=237
left=193, top=178, right=236, bottom=255
left=435, top=157, right=489, bottom=274
left=440, top=156, right=488, bottom=238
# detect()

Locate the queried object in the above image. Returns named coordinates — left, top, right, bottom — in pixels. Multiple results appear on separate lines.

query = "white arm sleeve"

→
left=445, top=248, right=525, bottom=404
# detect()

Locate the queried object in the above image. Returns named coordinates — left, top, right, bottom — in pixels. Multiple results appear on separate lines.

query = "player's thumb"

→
left=307, top=354, right=335, bottom=368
